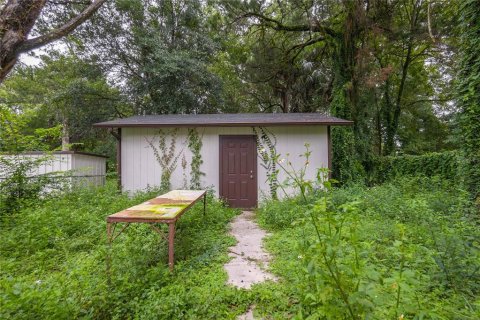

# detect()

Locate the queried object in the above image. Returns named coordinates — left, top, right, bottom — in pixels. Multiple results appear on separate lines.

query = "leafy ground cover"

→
left=256, top=177, right=480, bottom=319
left=0, top=181, right=254, bottom=319
left=1, top=177, right=479, bottom=319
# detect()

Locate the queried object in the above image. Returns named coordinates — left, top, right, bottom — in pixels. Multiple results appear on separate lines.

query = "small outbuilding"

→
left=94, top=113, right=352, bottom=208
left=0, top=151, right=107, bottom=187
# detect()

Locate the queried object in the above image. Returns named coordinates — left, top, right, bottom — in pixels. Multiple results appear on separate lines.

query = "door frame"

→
left=219, top=135, right=258, bottom=208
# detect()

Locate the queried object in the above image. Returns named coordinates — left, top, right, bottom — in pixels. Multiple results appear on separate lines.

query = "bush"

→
left=369, top=151, right=459, bottom=185
left=0, top=155, right=61, bottom=216
left=257, top=198, right=308, bottom=230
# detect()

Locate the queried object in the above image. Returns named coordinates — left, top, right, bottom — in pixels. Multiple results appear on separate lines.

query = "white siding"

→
left=0, top=154, right=72, bottom=177
left=0, top=153, right=106, bottom=187
left=121, top=126, right=329, bottom=200
left=71, top=154, right=107, bottom=186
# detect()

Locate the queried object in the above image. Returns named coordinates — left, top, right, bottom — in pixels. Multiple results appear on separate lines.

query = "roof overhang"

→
left=94, top=113, right=353, bottom=128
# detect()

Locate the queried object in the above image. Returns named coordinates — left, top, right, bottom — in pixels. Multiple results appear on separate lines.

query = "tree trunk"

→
left=0, top=0, right=46, bottom=82
left=383, top=38, right=413, bottom=155
left=330, top=0, right=367, bottom=182
left=0, top=0, right=107, bottom=83
left=383, top=1, right=421, bottom=155
left=62, top=118, right=69, bottom=151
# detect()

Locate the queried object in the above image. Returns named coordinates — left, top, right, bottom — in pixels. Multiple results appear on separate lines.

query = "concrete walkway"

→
left=224, top=211, right=276, bottom=289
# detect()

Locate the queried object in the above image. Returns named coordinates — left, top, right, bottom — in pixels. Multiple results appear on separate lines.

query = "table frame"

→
left=106, top=191, right=206, bottom=272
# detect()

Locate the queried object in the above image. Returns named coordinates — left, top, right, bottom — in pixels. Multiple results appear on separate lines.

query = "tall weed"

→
left=257, top=176, right=479, bottom=319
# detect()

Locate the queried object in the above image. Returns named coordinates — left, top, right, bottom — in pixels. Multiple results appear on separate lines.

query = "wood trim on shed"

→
left=327, top=126, right=332, bottom=179
left=117, top=128, right=122, bottom=191
left=109, top=128, right=122, bottom=191
left=94, top=113, right=354, bottom=128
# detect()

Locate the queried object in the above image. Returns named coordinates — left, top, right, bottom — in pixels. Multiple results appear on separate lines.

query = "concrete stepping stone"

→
left=224, top=210, right=276, bottom=289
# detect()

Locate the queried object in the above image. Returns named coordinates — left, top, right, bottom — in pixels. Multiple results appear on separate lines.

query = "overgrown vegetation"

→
left=0, top=113, right=66, bottom=215
left=257, top=177, right=479, bottom=319
left=0, top=181, right=256, bottom=319
left=0, top=156, right=55, bottom=215
left=187, top=128, right=205, bottom=189
left=253, top=127, right=280, bottom=199
left=1, top=155, right=478, bottom=318
left=370, top=151, right=459, bottom=184
left=1, top=0, right=479, bottom=318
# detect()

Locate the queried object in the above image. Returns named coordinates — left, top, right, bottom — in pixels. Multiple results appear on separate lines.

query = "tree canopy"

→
left=0, top=0, right=477, bottom=192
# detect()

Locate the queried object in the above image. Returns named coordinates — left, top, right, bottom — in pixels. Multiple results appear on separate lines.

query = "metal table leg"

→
left=203, top=192, right=206, bottom=215
left=106, top=222, right=112, bottom=285
left=168, top=222, right=176, bottom=271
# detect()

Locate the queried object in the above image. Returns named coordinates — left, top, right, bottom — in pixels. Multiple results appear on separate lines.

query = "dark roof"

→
left=94, top=113, right=353, bottom=128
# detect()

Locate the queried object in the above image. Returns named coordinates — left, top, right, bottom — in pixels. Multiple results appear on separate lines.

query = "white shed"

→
left=0, top=151, right=107, bottom=187
left=94, top=113, right=352, bottom=208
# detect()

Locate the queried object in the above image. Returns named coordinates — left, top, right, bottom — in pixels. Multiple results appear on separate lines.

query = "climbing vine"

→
left=330, top=86, right=365, bottom=183
left=187, top=128, right=204, bottom=189
left=146, top=129, right=183, bottom=190
left=253, top=127, right=279, bottom=199
left=457, top=0, right=480, bottom=202
left=181, top=153, right=188, bottom=189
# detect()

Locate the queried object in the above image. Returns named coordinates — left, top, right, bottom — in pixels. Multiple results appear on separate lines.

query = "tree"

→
left=230, top=0, right=372, bottom=181
left=0, top=0, right=107, bottom=82
left=0, top=105, right=61, bottom=152
left=221, top=0, right=458, bottom=182
left=237, top=21, right=332, bottom=113
left=0, top=53, right=122, bottom=152
left=76, top=0, right=222, bottom=115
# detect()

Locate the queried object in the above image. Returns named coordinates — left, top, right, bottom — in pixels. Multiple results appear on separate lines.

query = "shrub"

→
left=369, top=151, right=459, bottom=185
left=256, top=177, right=479, bottom=319
left=0, top=155, right=62, bottom=216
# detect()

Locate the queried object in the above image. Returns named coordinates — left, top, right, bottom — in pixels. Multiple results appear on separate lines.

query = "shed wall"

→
left=121, top=126, right=328, bottom=200
left=71, top=154, right=107, bottom=186
left=0, top=153, right=106, bottom=187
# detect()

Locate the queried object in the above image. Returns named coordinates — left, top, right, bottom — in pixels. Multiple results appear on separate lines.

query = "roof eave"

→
left=93, top=121, right=354, bottom=128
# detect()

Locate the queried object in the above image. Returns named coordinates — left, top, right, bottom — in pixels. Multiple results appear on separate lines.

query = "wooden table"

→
left=106, top=190, right=206, bottom=271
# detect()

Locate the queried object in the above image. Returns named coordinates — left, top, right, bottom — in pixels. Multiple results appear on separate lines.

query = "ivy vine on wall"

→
left=187, top=128, right=204, bottom=189
left=253, top=127, right=279, bottom=199
left=181, top=153, right=188, bottom=189
left=146, top=129, right=184, bottom=191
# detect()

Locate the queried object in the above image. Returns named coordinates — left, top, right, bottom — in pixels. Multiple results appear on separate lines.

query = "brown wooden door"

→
left=219, top=135, right=257, bottom=208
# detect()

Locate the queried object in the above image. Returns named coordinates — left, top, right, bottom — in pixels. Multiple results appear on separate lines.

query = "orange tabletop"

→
left=107, top=190, right=206, bottom=223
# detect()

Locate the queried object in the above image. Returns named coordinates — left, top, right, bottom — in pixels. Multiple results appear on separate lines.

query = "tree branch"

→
left=239, top=12, right=337, bottom=38
left=287, top=36, right=326, bottom=56
left=17, top=0, right=107, bottom=54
